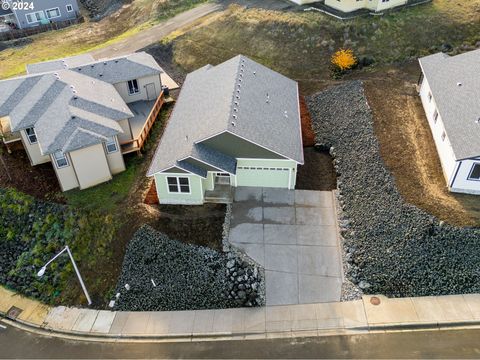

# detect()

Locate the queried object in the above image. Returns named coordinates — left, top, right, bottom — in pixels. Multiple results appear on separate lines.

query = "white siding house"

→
left=419, top=49, right=480, bottom=195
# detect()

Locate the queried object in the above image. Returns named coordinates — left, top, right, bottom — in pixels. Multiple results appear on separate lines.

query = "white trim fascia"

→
left=194, top=130, right=225, bottom=144
left=150, top=165, right=196, bottom=177
left=288, top=167, right=292, bottom=189
left=236, top=158, right=296, bottom=162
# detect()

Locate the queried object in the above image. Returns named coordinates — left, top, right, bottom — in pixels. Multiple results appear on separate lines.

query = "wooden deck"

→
left=121, top=92, right=165, bottom=155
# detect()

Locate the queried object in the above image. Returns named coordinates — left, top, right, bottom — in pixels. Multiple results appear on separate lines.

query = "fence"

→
left=0, top=16, right=84, bottom=41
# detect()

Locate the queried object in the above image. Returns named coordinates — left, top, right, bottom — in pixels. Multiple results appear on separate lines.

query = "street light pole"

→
left=37, top=245, right=92, bottom=306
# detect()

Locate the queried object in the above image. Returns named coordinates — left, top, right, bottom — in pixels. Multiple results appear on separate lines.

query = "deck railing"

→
left=121, top=91, right=165, bottom=154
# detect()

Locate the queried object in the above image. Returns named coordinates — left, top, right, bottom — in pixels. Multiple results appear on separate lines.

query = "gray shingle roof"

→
left=0, top=70, right=131, bottom=155
left=26, top=54, right=95, bottom=74
left=28, top=52, right=162, bottom=84
left=147, top=55, right=303, bottom=176
left=419, top=49, right=480, bottom=160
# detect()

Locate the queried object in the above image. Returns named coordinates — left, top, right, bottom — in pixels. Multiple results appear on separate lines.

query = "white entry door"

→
left=215, top=173, right=230, bottom=185
left=145, top=83, right=156, bottom=101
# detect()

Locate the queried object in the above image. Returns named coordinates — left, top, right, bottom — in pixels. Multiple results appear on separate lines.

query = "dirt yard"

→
left=363, top=62, right=480, bottom=227
left=0, top=144, right=63, bottom=201
left=296, top=147, right=337, bottom=191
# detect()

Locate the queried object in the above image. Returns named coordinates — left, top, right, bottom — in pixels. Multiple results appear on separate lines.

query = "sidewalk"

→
left=2, top=286, right=480, bottom=341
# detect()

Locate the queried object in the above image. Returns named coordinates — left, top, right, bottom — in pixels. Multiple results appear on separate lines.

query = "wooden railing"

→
left=121, top=91, right=165, bottom=154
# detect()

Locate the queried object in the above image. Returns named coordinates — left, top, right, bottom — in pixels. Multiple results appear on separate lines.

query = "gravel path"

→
left=307, top=81, right=480, bottom=298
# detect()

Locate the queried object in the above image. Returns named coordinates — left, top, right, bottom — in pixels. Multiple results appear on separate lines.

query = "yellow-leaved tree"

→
left=331, top=49, right=357, bottom=71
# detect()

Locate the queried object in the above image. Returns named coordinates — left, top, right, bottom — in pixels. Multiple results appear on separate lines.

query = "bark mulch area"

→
left=300, top=95, right=316, bottom=147
left=0, top=144, right=63, bottom=201
left=296, top=146, right=337, bottom=191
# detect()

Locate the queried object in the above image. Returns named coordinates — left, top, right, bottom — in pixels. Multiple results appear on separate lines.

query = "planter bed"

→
left=306, top=81, right=480, bottom=297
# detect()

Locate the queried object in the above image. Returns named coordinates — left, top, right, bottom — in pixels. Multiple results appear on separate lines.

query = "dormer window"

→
left=25, top=127, right=37, bottom=144
left=127, top=79, right=140, bottom=95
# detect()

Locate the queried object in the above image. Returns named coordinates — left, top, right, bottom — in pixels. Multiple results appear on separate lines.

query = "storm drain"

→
left=6, top=306, right=23, bottom=320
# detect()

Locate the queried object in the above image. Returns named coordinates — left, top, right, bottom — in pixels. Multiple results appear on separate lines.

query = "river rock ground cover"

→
left=113, top=225, right=263, bottom=311
left=307, top=81, right=480, bottom=297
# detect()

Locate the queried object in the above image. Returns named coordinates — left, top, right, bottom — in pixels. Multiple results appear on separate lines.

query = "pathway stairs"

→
left=2, top=286, right=480, bottom=341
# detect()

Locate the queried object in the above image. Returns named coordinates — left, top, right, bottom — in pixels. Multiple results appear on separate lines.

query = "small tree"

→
left=331, top=48, right=357, bottom=78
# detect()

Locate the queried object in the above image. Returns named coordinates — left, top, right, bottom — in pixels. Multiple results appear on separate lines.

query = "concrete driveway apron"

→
left=229, top=187, right=343, bottom=306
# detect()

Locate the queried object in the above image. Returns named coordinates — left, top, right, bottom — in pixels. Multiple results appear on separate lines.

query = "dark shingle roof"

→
left=419, top=49, right=480, bottom=160
left=27, top=52, right=162, bottom=84
left=147, top=55, right=303, bottom=176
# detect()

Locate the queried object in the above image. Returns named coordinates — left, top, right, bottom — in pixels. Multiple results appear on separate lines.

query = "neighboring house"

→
left=0, top=3, right=15, bottom=25
left=2, top=0, right=80, bottom=29
left=0, top=52, right=165, bottom=192
left=418, top=49, right=480, bottom=195
left=147, top=55, right=304, bottom=205
left=297, top=0, right=429, bottom=13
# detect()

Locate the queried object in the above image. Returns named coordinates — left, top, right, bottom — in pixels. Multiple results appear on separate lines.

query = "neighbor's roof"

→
left=0, top=70, right=132, bottom=155
left=147, top=55, right=303, bottom=176
left=419, top=49, right=480, bottom=160
left=26, top=54, right=96, bottom=74
left=27, top=52, right=163, bottom=84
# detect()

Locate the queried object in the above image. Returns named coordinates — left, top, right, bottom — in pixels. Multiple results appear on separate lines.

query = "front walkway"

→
left=229, top=187, right=343, bottom=306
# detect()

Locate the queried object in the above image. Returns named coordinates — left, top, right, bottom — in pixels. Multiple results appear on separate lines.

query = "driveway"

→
left=229, top=187, right=343, bottom=306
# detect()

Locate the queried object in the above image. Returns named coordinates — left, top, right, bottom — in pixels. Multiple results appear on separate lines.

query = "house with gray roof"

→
left=0, top=52, right=165, bottom=191
left=147, top=55, right=304, bottom=205
left=419, top=49, right=480, bottom=195
left=1, top=0, right=80, bottom=29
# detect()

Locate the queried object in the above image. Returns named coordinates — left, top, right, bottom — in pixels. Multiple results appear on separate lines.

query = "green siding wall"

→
left=202, top=172, right=215, bottom=191
left=235, top=159, right=297, bottom=189
left=154, top=173, right=204, bottom=205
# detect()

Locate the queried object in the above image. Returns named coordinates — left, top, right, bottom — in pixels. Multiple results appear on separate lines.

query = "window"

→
left=53, top=151, right=68, bottom=168
left=167, top=177, right=190, bottom=193
left=127, top=79, right=140, bottom=95
left=433, top=109, right=439, bottom=123
left=468, top=163, right=480, bottom=181
left=25, top=11, right=45, bottom=24
left=66, top=4, right=74, bottom=12
left=45, top=7, right=61, bottom=19
left=25, top=127, right=37, bottom=144
left=105, top=136, right=118, bottom=153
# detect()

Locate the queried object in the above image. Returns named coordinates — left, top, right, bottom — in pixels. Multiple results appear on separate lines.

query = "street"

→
left=1, top=321, right=480, bottom=359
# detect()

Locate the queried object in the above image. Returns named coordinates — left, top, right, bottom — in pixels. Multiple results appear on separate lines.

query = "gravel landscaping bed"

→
left=113, top=225, right=263, bottom=311
left=307, top=81, right=480, bottom=297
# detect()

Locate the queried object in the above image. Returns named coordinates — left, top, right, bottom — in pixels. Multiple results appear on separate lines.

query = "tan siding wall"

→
left=51, top=153, right=79, bottom=192
left=105, top=137, right=126, bottom=175
left=20, top=130, right=50, bottom=165
left=70, top=144, right=112, bottom=189
left=114, top=75, right=162, bottom=104
left=117, top=118, right=133, bottom=143
left=325, top=0, right=407, bottom=12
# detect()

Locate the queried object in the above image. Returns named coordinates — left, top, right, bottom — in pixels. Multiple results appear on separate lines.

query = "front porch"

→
left=121, top=92, right=165, bottom=155
left=204, top=184, right=233, bottom=204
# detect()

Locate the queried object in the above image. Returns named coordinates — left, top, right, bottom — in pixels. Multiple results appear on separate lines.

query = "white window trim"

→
left=45, top=7, right=61, bottom=19
left=127, top=79, right=140, bottom=96
left=25, top=11, right=45, bottom=24
left=66, top=4, right=74, bottom=12
left=165, top=176, right=191, bottom=194
left=53, top=151, right=69, bottom=169
left=467, top=163, right=480, bottom=182
left=25, top=127, right=37, bottom=144
left=105, top=136, right=118, bottom=154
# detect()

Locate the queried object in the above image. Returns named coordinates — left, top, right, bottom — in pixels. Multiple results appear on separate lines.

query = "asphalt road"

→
left=2, top=321, right=480, bottom=359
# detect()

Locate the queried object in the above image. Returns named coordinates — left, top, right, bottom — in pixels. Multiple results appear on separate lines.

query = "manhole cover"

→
left=7, top=306, right=23, bottom=320
left=370, top=296, right=381, bottom=306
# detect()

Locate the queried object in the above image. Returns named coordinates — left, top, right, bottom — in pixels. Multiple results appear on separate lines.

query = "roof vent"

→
left=91, top=65, right=95, bottom=68
left=253, top=71, right=256, bottom=75
left=231, top=122, right=236, bottom=127
left=284, top=111, right=288, bottom=118
left=115, top=60, right=119, bottom=63
left=457, top=82, right=462, bottom=87
left=71, top=116, right=76, bottom=119
left=185, top=135, right=189, bottom=141
left=476, top=118, right=480, bottom=124
left=99, top=74, right=103, bottom=77
left=73, top=96, right=78, bottom=100
left=233, top=114, right=237, bottom=119
left=233, top=108, right=238, bottom=112
left=104, top=62, right=107, bottom=65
